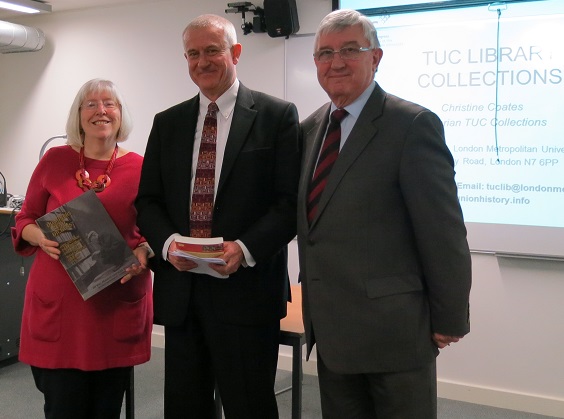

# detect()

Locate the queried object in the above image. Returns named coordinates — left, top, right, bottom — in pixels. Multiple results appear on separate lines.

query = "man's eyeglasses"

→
left=314, top=46, right=374, bottom=63
left=81, top=100, right=119, bottom=111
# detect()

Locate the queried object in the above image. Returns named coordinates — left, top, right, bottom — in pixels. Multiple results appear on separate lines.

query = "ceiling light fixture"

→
left=0, top=0, right=51, bottom=14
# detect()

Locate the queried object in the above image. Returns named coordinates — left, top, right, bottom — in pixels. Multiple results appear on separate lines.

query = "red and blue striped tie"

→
left=307, top=108, right=348, bottom=224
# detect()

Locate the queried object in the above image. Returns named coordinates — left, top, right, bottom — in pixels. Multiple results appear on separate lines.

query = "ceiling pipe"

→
left=0, top=20, right=45, bottom=53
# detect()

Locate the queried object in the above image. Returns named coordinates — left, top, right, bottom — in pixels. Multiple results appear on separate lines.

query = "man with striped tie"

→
left=136, top=14, right=300, bottom=419
left=297, top=9, right=472, bottom=419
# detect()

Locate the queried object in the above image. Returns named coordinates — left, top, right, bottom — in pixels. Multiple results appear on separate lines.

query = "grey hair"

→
left=314, top=9, right=380, bottom=52
left=182, top=14, right=238, bottom=51
left=65, top=78, right=133, bottom=147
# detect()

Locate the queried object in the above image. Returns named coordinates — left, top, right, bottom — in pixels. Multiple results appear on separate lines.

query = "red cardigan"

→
left=12, top=145, right=153, bottom=371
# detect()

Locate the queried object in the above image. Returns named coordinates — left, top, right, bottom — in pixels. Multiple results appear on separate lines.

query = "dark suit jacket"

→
left=297, top=83, right=471, bottom=374
left=136, top=83, right=300, bottom=326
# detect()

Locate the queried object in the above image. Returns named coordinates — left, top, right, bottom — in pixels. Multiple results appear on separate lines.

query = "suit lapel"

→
left=300, top=104, right=331, bottom=201
left=217, top=84, right=257, bottom=196
left=310, top=86, right=385, bottom=228
left=170, top=97, right=199, bottom=228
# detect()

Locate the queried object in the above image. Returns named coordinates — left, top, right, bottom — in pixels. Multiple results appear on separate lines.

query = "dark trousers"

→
left=317, top=351, right=437, bottom=419
left=164, top=277, right=280, bottom=419
left=31, top=365, right=131, bottom=419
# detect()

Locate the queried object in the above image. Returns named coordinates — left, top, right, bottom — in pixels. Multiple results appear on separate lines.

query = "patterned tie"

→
left=307, top=108, right=348, bottom=224
left=190, top=102, right=219, bottom=238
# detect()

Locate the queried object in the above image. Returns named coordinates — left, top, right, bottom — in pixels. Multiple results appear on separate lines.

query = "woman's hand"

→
left=22, top=224, right=61, bottom=259
left=39, top=237, right=61, bottom=260
left=121, top=244, right=151, bottom=284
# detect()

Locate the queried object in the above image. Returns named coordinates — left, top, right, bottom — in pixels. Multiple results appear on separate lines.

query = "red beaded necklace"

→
left=75, top=144, right=119, bottom=192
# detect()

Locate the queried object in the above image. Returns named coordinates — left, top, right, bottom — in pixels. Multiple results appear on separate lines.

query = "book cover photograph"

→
left=174, top=236, right=224, bottom=258
left=35, top=190, right=138, bottom=300
left=170, top=236, right=227, bottom=278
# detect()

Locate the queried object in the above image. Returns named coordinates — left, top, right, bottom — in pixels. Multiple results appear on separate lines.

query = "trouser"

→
left=31, top=365, right=131, bottom=419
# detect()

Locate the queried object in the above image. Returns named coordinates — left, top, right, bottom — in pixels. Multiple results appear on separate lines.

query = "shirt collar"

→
left=199, top=79, right=239, bottom=119
left=331, top=81, right=376, bottom=119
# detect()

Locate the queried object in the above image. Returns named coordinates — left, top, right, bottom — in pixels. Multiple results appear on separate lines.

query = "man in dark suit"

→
left=297, top=9, right=472, bottom=418
left=135, top=14, right=300, bottom=419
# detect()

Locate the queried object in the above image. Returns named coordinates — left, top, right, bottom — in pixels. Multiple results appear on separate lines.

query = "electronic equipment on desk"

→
left=8, top=195, right=24, bottom=210
left=0, top=170, right=6, bottom=207
left=0, top=170, right=24, bottom=210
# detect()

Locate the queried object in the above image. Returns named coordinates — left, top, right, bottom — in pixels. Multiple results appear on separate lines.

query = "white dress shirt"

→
left=162, top=80, right=255, bottom=268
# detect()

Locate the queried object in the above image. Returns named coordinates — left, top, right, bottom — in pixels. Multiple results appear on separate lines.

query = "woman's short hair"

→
left=65, top=78, right=133, bottom=147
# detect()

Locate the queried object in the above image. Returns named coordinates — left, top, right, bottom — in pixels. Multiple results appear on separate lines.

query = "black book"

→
left=36, top=190, right=138, bottom=300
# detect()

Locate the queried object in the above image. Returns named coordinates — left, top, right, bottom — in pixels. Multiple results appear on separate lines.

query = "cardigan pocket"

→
left=113, top=293, right=148, bottom=342
left=29, top=292, right=62, bottom=342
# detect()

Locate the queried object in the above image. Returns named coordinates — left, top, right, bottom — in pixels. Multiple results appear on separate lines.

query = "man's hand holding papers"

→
left=169, top=236, right=228, bottom=278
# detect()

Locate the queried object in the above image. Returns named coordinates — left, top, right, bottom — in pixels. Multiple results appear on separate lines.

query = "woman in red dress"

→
left=12, top=79, right=153, bottom=419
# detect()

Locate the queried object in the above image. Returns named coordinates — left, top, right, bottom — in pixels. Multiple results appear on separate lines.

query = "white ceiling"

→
left=0, top=0, right=159, bottom=20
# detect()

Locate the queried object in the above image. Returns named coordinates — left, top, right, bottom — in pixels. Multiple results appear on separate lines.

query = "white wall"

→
left=0, top=0, right=322, bottom=193
left=1, top=0, right=563, bottom=417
